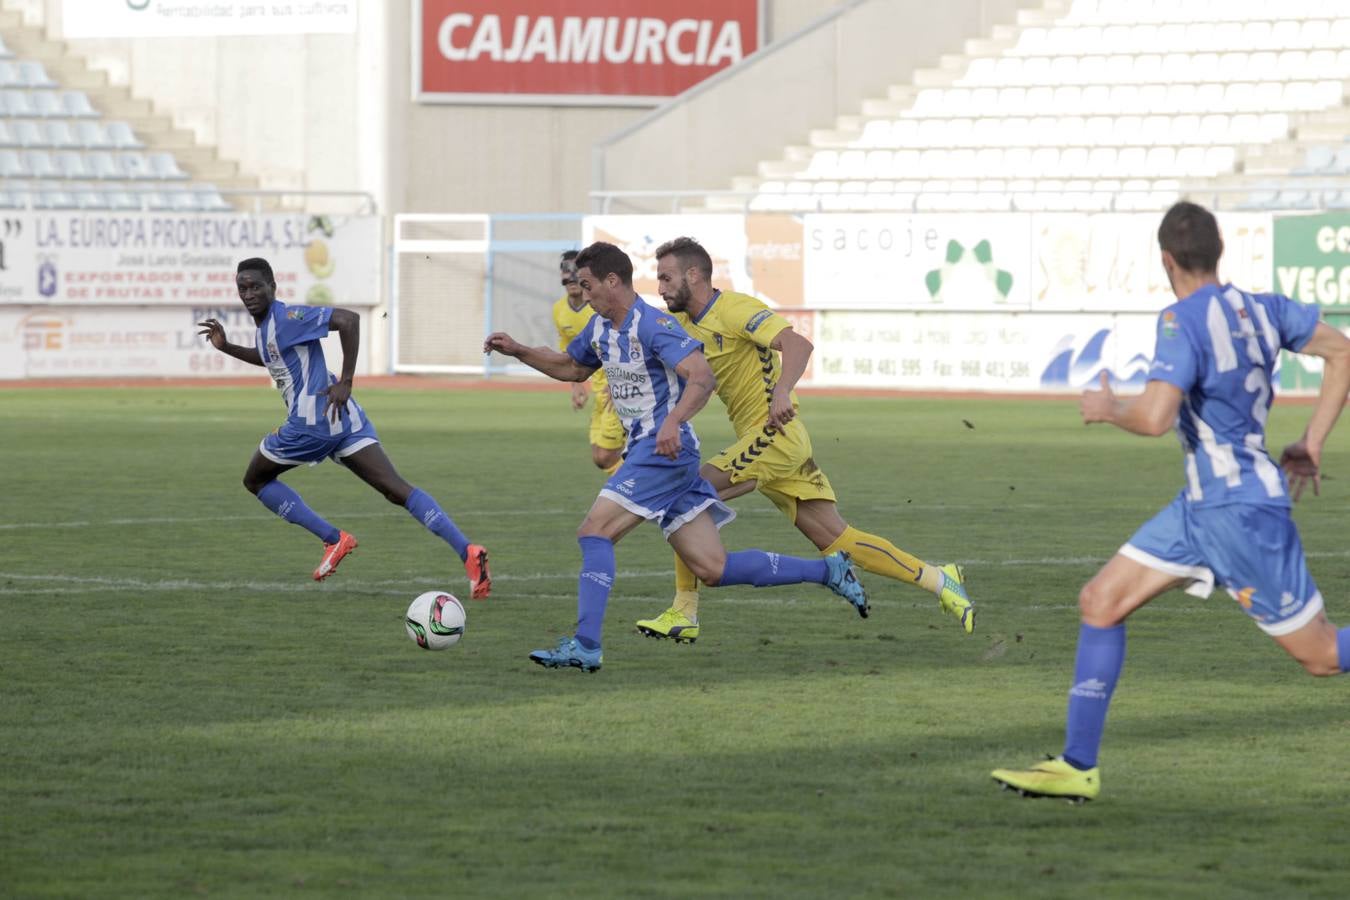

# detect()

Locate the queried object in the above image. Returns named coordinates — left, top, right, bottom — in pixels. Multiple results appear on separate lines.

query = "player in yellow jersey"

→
left=634, top=236, right=973, bottom=643
left=551, top=251, right=625, bottom=474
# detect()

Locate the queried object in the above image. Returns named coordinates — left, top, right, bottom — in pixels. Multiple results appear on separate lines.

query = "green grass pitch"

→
left=3, top=383, right=1348, bottom=898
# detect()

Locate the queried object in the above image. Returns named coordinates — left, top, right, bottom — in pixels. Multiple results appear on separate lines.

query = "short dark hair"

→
left=1158, top=202, right=1222, bottom=273
left=560, top=250, right=579, bottom=262
left=574, top=241, right=633, bottom=286
left=237, top=257, right=275, bottom=283
left=654, top=236, right=713, bottom=280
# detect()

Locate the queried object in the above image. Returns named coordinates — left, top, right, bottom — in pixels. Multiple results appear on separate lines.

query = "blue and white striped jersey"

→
left=566, top=298, right=703, bottom=467
left=1148, top=283, right=1320, bottom=508
left=254, top=300, right=368, bottom=437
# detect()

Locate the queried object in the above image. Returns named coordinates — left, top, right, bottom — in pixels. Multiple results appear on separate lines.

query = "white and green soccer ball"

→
left=405, top=591, right=465, bottom=650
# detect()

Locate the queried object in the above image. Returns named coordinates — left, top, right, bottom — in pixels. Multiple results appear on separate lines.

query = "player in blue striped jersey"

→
left=197, top=257, right=491, bottom=597
left=993, top=202, right=1350, bottom=802
left=484, top=241, right=868, bottom=672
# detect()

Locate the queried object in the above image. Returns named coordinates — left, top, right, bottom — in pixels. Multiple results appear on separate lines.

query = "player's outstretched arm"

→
left=1080, top=371, right=1181, bottom=437
left=1280, top=322, right=1350, bottom=500
left=319, top=308, right=360, bottom=422
left=197, top=318, right=263, bottom=367
left=483, top=332, right=596, bottom=383
left=654, top=351, right=718, bottom=458
left=768, top=328, right=813, bottom=428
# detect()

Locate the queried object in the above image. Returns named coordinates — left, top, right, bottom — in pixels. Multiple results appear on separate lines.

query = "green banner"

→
left=1273, top=213, right=1350, bottom=389
left=1273, top=212, right=1350, bottom=307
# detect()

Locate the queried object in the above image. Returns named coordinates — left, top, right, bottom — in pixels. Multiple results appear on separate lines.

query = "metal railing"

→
left=591, top=178, right=1350, bottom=214
left=0, top=187, right=378, bottom=215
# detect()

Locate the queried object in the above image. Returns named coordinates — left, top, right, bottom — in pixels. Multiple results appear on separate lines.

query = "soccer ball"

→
left=405, top=590, right=465, bottom=650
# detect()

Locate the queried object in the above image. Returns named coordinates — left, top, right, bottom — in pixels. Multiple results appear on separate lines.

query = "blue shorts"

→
left=1121, top=492, right=1323, bottom=635
left=599, top=459, right=736, bottom=537
left=259, top=418, right=380, bottom=466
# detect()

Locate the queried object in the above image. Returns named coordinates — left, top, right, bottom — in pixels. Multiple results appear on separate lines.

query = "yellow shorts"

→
left=589, top=391, right=626, bottom=451
left=706, top=418, right=836, bottom=519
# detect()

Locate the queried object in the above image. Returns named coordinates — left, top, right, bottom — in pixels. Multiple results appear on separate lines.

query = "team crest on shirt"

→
left=628, top=335, right=643, bottom=362
left=656, top=316, right=675, bottom=329
left=1161, top=311, right=1179, bottom=338
left=286, top=309, right=308, bottom=320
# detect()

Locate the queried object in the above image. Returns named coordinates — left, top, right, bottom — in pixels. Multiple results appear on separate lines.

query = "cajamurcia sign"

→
left=414, top=0, right=762, bottom=105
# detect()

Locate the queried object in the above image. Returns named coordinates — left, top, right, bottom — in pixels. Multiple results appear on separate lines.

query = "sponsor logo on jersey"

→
left=286, top=309, right=309, bottom=320
left=1162, top=310, right=1179, bottom=338
left=745, top=309, right=773, bottom=333
left=656, top=316, right=675, bottom=329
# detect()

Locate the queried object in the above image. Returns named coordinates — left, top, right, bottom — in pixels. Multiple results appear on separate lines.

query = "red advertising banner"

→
left=415, top=0, right=763, bottom=105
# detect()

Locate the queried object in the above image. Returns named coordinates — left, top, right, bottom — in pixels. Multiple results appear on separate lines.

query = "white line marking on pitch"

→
left=3, top=502, right=1150, bottom=532
left=0, top=509, right=570, bottom=530
left=7, top=548, right=1350, bottom=597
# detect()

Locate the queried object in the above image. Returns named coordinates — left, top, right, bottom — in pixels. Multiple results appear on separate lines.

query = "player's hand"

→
left=319, top=378, right=352, bottom=424
left=655, top=418, right=681, bottom=459
left=767, top=386, right=796, bottom=429
left=1279, top=439, right=1321, bottom=501
left=483, top=332, right=523, bottom=358
left=571, top=382, right=589, bottom=411
left=196, top=319, right=227, bottom=350
left=1080, top=371, right=1116, bottom=424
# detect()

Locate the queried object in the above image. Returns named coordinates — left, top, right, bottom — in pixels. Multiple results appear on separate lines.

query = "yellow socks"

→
left=823, top=526, right=942, bottom=594
left=673, top=552, right=700, bottom=620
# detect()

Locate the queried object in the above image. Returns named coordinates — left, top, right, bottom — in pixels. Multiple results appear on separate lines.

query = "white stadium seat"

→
left=745, top=4, right=1350, bottom=210
left=45, top=120, right=79, bottom=149
left=75, top=120, right=112, bottom=149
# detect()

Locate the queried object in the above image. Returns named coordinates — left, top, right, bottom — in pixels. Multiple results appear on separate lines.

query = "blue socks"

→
left=1059, top=619, right=1348, bottom=771
left=405, top=487, right=470, bottom=561
left=718, top=551, right=829, bottom=587
left=574, top=536, right=615, bottom=650
left=256, top=481, right=340, bottom=544
left=1063, top=623, right=1126, bottom=771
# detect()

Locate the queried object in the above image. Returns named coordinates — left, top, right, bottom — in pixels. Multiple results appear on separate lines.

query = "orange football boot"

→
left=313, top=531, right=358, bottom=581
left=464, top=544, right=491, bottom=599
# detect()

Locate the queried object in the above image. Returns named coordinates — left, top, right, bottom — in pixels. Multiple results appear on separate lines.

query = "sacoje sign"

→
left=415, top=0, right=762, bottom=105
left=1272, top=212, right=1350, bottom=390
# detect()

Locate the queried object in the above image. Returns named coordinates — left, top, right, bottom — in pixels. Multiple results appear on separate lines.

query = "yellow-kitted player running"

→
left=552, top=251, right=626, bottom=474
left=634, top=237, right=974, bottom=643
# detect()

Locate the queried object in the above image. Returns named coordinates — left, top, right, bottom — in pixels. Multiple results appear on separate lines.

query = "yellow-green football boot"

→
left=938, top=563, right=974, bottom=634
left=991, top=756, right=1100, bottom=804
left=635, top=607, right=700, bottom=644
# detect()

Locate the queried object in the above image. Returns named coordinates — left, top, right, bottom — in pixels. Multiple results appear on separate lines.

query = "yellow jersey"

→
left=671, top=290, right=795, bottom=437
left=552, top=295, right=608, bottom=390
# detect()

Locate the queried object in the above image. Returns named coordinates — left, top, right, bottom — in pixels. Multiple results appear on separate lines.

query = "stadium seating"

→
left=0, top=23, right=236, bottom=212
left=730, top=0, right=1350, bottom=212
